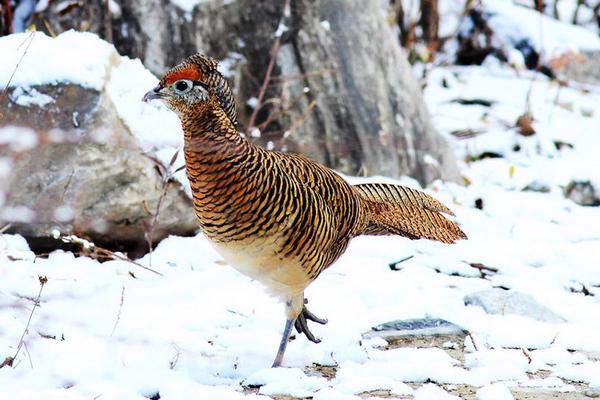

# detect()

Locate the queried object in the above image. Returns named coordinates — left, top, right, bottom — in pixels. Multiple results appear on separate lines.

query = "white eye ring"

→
left=172, top=79, right=194, bottom=94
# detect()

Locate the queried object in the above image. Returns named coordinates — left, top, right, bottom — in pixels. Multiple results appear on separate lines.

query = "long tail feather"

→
left=355, top=183, right=467, bottom=243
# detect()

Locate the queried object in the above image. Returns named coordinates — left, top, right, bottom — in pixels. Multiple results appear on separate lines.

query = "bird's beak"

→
left=142, top=85, right=164, bottom=102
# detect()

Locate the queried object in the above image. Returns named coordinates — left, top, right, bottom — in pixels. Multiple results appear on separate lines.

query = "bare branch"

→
left=245, top=0, right=291, bottom=134
left=56, top=232, right=163, bottom=276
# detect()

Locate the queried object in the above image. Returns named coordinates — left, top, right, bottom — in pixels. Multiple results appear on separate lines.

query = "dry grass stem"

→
left=1, top=276, right=47, bottom=369
left=1, top=30, right=35, bottom=118
left=110, top=286, right=126, bottom=337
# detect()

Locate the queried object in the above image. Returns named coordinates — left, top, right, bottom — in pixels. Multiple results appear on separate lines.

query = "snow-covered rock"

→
left=366, top=318, right=466, bottom=341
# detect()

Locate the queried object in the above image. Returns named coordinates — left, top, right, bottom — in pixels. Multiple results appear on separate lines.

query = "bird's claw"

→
left=294, top=303, right=328, bottom=343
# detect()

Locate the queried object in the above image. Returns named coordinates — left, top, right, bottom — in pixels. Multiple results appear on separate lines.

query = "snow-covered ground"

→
left=1, top=1, right=600, bottom=399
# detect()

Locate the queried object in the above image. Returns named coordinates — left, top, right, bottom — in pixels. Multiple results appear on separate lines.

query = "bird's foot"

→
left=294, top=299, right=327, bottom=343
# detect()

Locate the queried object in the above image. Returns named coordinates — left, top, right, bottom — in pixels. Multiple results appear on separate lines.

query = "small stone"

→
left=516, top=113, right=536, bottom=136
left=585, top=389, right=600, bottom=398
left=564, top=181, right=600, bottom=207
left=523, top=180, right=551, bottom=193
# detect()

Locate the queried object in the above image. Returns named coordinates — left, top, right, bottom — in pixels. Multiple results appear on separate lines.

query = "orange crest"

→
left=163, top=66, right=201, bottom=85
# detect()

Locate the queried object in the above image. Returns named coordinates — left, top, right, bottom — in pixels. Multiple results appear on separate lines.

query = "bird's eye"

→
left=172, top=79, right=193, bottom=94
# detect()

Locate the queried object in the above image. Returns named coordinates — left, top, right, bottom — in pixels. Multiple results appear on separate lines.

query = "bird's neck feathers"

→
left=181, top=98, right=249, bottom=156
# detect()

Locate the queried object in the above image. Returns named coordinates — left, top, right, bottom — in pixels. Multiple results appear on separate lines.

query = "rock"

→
left=368, top=318, right=466, bottom=338
left=564, top=180, right=600, bottom=207
left=32, top=0, right=460, bottom=185
left=464, top=289, right=566, bottom=323
left=0, top=79, right=197, bottom=253
left=522, top=180, right=551, bottom=193
left=584, top=388, right=600, bottom=398
left=553, top=51, right=600, bottom=86
left=516, top=113, right=536, bottom=136
left=364, top=318, right=468, bottom=362
left=1, top=84, right=135, bottom=146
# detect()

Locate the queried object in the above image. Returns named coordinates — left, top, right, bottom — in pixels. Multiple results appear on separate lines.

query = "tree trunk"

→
left=32, top=0, right=459, bottom=185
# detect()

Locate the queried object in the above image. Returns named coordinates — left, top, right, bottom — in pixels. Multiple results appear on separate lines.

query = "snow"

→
left=477, top=383, right=514, bottom=400
left=108, top=0, right=122, bottom=18
left=2, top=3, right=600, bottom=399
left=413, top=384, right=459, bottom=400
left=106, top=57, right=183, bottom=150
left=10, top=86, right=54, bottom=107
left=483, top=0, right=600, bottom=55
left=169, top=0, right=214, bottom=13
left=0, top=31, right=113, bottom=90
left=245, top=368, right=328, bottom=397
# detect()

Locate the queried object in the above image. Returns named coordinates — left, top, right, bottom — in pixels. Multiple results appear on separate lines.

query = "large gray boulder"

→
left=34, top=0, right=460, bottom=185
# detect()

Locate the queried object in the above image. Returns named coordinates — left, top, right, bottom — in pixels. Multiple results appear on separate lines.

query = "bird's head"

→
left=143, top=53, right=237, bottom=125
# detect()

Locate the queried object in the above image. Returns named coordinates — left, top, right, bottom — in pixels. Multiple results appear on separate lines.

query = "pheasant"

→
left=143, top=53, right=467, bottom=367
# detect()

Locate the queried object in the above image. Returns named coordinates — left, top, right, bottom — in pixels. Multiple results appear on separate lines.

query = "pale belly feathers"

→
left=209, top=236, right=310, bottom=301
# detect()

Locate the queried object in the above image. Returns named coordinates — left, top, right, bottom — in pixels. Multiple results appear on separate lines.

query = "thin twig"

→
left=254, top=90, right=309, bottom=131
left=23, top=342, right=33, bottom=369
left=57, top=232, right=163, bottom=276
left=1, top=30, right=35, bottom=118
left=468, top=262, right=498, bottom=275
left=280, top=99, right=317, bottom=141
left=144, top=149, right=181, bottom=266
left=1, top=276, right=47, bottom=369
left=92, top=245, right=163, bottom=276
left=245, top=0, right=291, bottom=134
left=389, top=255, right=415, bottom=271
left=43, top=20, right=56, bottom=37
left=110, top=286, right=125, bottom=337
left=169, top=343, right=181, bottom=370
left=0, top=223, right=12, bottom=234
left=521, top=347, right=532, bottom=364
left=467, top=330, right=479, bottom=351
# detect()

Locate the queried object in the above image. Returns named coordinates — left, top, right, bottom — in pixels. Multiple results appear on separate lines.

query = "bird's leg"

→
left=294, top=298, right=328, bottom=343
left=272, top=318, right=294, bottom=368
left=272, top=296, right=304, bottom=367
left=272, top=297, right=327, bottom=367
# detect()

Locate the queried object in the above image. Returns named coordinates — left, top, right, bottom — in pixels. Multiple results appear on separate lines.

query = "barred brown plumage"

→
left=143, top=53, right=467, bottom=367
